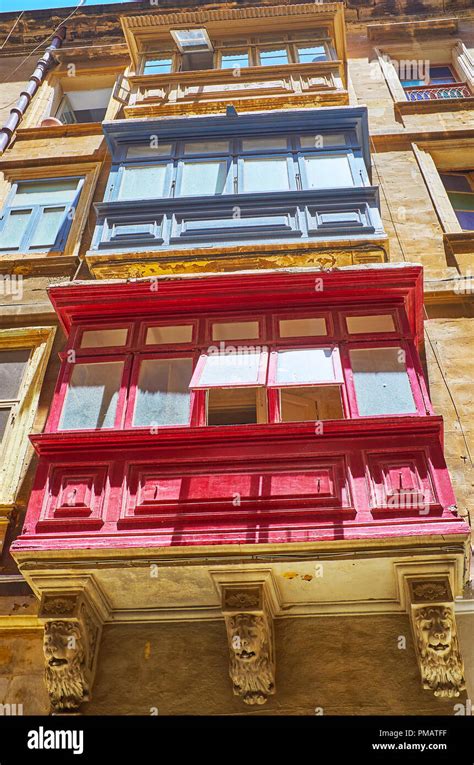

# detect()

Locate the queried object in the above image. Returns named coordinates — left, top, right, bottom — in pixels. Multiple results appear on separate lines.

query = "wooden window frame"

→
left=126, top=351, right=197, bottom=429
left=0, top=177, right=84, bottom=254
left=341, top=340, right=429, bottom=418
left=0, top=327, right=56, bottom=543
left=0, top=163, right=100, bottom=260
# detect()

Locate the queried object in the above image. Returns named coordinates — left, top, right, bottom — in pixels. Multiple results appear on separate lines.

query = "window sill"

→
left=444, top=231, right=474, bottom=255
left=34, top=415, right=444, bottom=454
left=13, top=122, right=105, bottom=142
left=395, top=96, right=474, bottom=116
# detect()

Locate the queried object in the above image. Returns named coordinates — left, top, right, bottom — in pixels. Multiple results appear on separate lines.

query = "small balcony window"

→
left=221, top=51, right=249, bottom=69
left=133, top=357, right=193, bottom=427
left=59, top=361, right=124, bottom=431
left=440, top=172, right=474, bottom=231
left=349, top=347, right=417, bottom=416
left=399, top=64, right=470, bottom=101
left=259, top=48, right=289, bottom=66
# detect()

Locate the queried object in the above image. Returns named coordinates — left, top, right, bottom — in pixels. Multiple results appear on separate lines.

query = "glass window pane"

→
left=59, top=362, right=123, bottom=430
left=13, top=180, right=78, bottom=206
left=300, top=133, right=346, bottom=148
left=260, top=48, right=289, bottom=66
left=275, top=348, right=336, bottom=384
left=440, top=173, right=472, bottom=193
left=280, top=386, right=343, bottom=422
left=0, top=407, right=12, bottom=444
left=455, top=211, right=474, bottom=230
left=0, top=349, right=30, bottom=399
left=212, top=321, right=259, bottom=340
left=133, top=357, right=193, bottom=427
left=297, top=45, right=327, bottom=63
left=279, top=318, right=327, bottom=338
left=126, top=144, right=173, bottom=159
left=180, top=161, right=227, bottom=196
left=241, top=137, right=288, bottom=152
left=221, top=52, right=249, bottom=69
left=242, top=157, right=290, bottom=192
left=183, top=141, right=229, bottom=155
left=80, top=328, right=128, bottom=348
left=429, top=66, right=456, bottom=84
left=350, top=347, right=417, bottom=416
left=446, top=192, right=474, bottom=212
left=0, top=209, right=31, bottom=249
left=198, top=351, right=262, bottom=387
left=346, top=315, right=395, bottom=334
left=29, top=207, right=65, bottom=248
left=143, top=58, right=173, bottom=74
left=118, top=165, right=168, bottom=200
left=146, top=325, right=193, bottom=344
left=304, top=155, right=354, bottom=188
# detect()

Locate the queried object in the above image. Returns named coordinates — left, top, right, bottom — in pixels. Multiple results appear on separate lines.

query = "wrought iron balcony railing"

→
left=404, top=83, right=471, bottom=101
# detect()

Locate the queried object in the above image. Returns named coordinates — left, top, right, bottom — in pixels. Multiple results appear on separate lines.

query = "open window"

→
left=268, top=347, right=345, bottom=422
left=56, top=88, right=112, bottom=124
left=171, top=28, right=214, bottom=71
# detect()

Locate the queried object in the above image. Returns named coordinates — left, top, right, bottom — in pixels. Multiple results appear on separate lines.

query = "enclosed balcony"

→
left=86, top=108, right=386, bottom=279
left=121, top=3, right=348, bottom=118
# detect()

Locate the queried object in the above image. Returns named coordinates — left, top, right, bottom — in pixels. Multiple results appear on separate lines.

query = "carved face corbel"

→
left=407, top=579, right=466, bottom=699
left=40, top=593, right=101, bottom=714
left=222, top=585, right=276, bottom=706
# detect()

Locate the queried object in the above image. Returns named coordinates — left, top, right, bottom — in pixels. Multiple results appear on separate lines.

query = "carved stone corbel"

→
left=407, top=578, right=466, bottom=699
left=221, top=584, right=275, bottom=706
left=39, top=591, right=102, bottom=714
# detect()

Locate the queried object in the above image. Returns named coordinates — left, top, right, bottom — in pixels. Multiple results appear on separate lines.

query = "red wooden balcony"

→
left=11, top=265, right=469, bottom=557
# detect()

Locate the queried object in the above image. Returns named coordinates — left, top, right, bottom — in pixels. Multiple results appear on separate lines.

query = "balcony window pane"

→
left=221, top=52, right=249, bottom=69
left=304, top=155, right=354, bottom=188
left=126, top=144, right=173, bottom=159
left=280, top=386, right=343, bottom=421
left=242, top=137, right=287, bottom=152
left=118, top=165, right=168, bottom=200
left=259, top=48, right=289, bottom=66
left=300, top=133, right=346, bottom=148
left=350, top=347, right=417, bottom=416
left=180, top=160, right=227, bottom=196
left=133, top=357, right=193, bottom=427
left=197, top=351, right=262, bottom=387
left=80, top=328, right=128, bottom=348
left=0, top=209, right=30, bottom=249
left=242, top=157, right=290, bottom=192
left=183, top=141, right=229, bottom=155
left=346, top=315, right=395, bottom=334
left=297, top=45, right=328, bottom=63
left=212, top=321, right=259, bottom=340
left=146, top=325, right=193, bottom=345
left=59, top=361, right=123, bottom=430
left=275, top=348, right=336, bottom=385
left=0, top=349, right=30, bottom=399
left=29, top=207, right=65, bottom=248
left=143, top=57, right=173, bottom=75
left=279, top=318, right=327, bottom=338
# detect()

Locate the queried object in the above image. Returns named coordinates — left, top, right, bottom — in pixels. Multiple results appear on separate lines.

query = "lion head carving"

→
left=228, top=613, right=275, bottom=705
left=414, top=606, right=465, bottom=698
left=44, top=620, right=89, bottom=713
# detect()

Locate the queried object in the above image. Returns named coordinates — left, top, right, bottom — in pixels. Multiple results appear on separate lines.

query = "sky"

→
left=0, top=0, right=138, bottom=12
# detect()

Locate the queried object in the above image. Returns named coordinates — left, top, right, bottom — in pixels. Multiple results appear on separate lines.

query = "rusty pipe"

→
left=0, top=25, right=66, bottom=155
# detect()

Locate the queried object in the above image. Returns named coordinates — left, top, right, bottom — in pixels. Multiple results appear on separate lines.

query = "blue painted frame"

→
left=0, top=177, right=84, bottom=253
left=90, top=108, right=382, bottom=254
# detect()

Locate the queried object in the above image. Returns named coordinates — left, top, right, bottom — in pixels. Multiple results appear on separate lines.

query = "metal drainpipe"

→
left=0, top=25, right=66, bottom=156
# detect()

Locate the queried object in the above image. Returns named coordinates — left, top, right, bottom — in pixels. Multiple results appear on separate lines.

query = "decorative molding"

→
left=404, top=575, right=466, bottom=699
left=221, top=582, right=276, bottom=706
